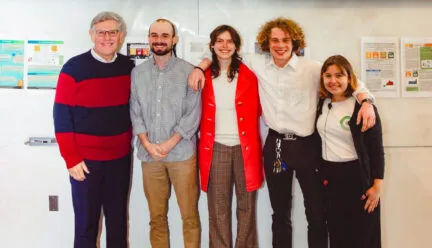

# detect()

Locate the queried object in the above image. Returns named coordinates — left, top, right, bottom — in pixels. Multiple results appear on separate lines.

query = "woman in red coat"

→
left=198, top=25, right=264, bottom=248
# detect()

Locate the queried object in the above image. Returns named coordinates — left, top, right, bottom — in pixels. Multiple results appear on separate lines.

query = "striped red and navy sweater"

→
left=53, top=50, right=135, bottom=168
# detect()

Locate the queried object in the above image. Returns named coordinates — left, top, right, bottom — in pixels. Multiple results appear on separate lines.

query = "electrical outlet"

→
left=49, top=195, right=58, bottom=211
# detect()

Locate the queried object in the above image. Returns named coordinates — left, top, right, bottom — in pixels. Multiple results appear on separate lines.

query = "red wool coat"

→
left=198, top=63, right=264, bottom=192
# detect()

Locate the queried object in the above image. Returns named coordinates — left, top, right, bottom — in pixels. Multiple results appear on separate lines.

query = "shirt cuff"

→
left=132, top=125, right=147, bottom=136
left=174, top=126, right=193, bottom=140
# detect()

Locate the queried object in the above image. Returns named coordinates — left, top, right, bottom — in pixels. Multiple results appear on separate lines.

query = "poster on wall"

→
left=361, top=37, right=400, bottom=98
left=127, top=42, right=150, bottom=59
left=0, top=40, right=25, bottom=89
left=400, top=37, right=432, bottom=97
left=27, top=40, right=64, bottom=89
left=126, top=42, right=150, bottom=66
left=121, top=37, right=149, bottom=66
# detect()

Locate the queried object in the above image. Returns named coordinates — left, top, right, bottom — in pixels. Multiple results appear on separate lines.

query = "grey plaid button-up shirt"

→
left=130, top=56, right=201, bottom=162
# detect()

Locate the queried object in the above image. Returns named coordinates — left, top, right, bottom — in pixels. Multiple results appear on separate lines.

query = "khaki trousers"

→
left=207, top=142, right=258, bottom=248
left=142, top=154, right=201, bottom=248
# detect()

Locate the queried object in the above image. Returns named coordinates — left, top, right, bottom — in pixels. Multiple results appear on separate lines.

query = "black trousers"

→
left=70, top=154, right=131, bottom=248
left=322, top=160, right=381, bottom=248
left=264, top=130, right=327, bottom=248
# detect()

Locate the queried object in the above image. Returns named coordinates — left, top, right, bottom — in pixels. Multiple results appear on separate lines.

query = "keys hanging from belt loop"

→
left=272, top=138, right=287, bottom=174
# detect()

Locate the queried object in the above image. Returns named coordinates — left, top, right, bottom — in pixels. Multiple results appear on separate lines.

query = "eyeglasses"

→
left=94, top=29, right=120, bottom=37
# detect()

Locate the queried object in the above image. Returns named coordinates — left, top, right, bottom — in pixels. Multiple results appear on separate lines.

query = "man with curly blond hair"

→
left=189, top=17, right=375, bottom=248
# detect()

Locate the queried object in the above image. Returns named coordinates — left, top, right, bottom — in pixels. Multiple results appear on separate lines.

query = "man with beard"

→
left=129, top=18, right=201, bottom=248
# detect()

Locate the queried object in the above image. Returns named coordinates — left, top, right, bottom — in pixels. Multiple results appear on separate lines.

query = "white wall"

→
left=0, top=0, right=431, bottom=247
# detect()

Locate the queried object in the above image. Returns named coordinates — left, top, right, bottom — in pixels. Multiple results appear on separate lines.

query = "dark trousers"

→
left=70, top=154, right=131, bottom=248
left=207, top=142, right=258, bottom=248
left=263, top=130, right=327, bottom=248
left=322, top=160, right=381, bottom=248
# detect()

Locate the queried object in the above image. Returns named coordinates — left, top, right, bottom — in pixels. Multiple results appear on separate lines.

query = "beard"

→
left=150, top=42, right=172, bottom=56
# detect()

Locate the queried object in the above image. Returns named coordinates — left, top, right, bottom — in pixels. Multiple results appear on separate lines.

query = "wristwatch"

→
left=361, top=98, right=373, bottom=105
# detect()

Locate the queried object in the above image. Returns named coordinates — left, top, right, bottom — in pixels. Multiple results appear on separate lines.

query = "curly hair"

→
left=256, top=17, right=306, bottom=55
left=209, top=25, right=242, bottom=82
left=319, top=55, right=358, bottom=99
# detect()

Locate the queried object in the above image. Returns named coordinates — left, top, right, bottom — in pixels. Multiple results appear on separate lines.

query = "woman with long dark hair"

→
left=198, top=25, right=264, bottom=248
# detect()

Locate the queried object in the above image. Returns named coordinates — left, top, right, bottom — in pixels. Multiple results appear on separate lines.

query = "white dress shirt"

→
left=91, top=48, right=117, bottom=63
left=242, top=53, right=370, bottom=137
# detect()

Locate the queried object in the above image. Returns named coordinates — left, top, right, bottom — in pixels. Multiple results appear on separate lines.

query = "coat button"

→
left=241, top=131, right=246, bottom=136
left=239, top=117, right=244, bottom=121
left=245, top=146, right=249, bottom=150
left=237, top=101, right=243, bottom=106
